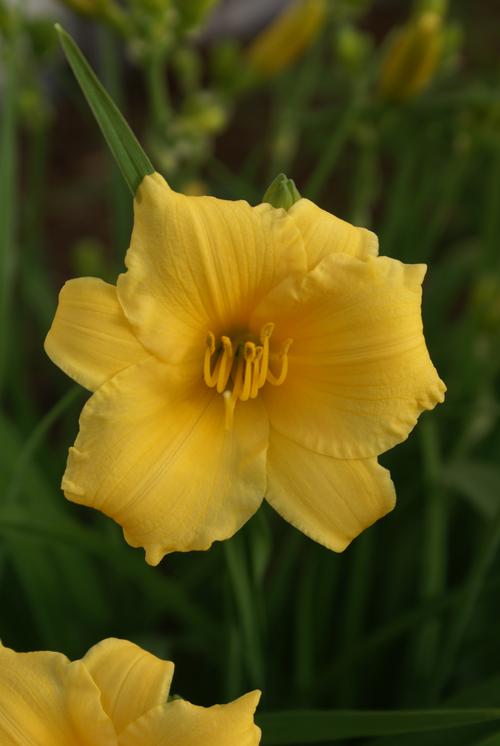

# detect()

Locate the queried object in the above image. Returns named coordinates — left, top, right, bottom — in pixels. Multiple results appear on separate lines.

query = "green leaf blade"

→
left=56, top=23, right=154, bottom=195
left=257, top=709, right=500, bottom=744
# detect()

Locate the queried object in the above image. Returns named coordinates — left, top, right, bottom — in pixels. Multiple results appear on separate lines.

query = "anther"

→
left=204, top=325, right=291, bottom=417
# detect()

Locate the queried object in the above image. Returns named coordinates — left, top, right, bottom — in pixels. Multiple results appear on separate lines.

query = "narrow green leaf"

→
left=443, top=460, right=500, bottom=519
left=257, top=709, right=500, bottom=744
left=432, top=504, right=500, bottom=699
left=224, top=533, right=265, bottom=688
left=476, top=731, right=500, bottom=746
left=0, top=507, right=214, bottom=634
left=5, top=387, right=82, bottom=504
left=0, top=41, right=17, bottom=395
left=55, top=24, right=154, bottom=195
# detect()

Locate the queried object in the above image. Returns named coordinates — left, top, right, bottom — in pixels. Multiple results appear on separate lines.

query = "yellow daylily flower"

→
left=0, top=637, right=261, bottom=746
left=45, top=173, right=446, bottom=565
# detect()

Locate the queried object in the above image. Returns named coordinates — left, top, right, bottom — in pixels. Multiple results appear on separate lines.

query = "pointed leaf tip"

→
left=56, top=24, right=154, bottom=195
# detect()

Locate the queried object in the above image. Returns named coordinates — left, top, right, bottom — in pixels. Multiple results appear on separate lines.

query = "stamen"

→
left=250, top=346, right=263, bottom=399
left=204, top=331, right=217, bottom=387
left=267, top=338, right=293, bottom=386
left=258, top=322, right=274, bottom=387
left=240, top=342, right=256, bottom=401
left=216, top=336, right=233, bottom=393
left=204, top=325, right=291, bottom=420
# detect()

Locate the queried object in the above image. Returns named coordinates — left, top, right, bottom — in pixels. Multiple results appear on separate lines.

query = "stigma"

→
left=203, top=323, right=293, bottom=430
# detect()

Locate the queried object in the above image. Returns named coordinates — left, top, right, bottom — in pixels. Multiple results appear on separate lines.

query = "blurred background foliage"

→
left=1, top=0, right=500, bottom=742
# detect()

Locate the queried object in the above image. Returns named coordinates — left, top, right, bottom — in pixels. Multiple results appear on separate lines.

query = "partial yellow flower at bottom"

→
left=0, top=638, right=261, bottom=746
left=45, top=173, right=445, bottom=565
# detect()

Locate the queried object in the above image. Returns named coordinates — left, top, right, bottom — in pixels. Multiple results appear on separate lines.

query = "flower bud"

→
left=414, top=0, right=447, bottom=15
left=182, top=91, right=227, bottom=135
left=247, top=0, right=326, bottom=78
left=263, top=173, right=302, bottom=210
left=174, top=0, right=219, bottom=33
left=58, top=0, right=106, bottom=15
left=379, top=12, right=443, bottom=102
left=336, top=24, right=373, bottom=72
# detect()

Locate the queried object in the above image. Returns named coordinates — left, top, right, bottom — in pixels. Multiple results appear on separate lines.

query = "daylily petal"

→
left=65, top=662, right=118, bottom=745
left=0, top=644, right=114, bottom=746
left=45, top=278, right=148, bottom=391
left=62, top=357, right=268, bottom=564
left=82, top=639, right=174, bottom=735
left=118, top=691, right=262, bottom=746
left=117, top=172, right=306, bottom=364
left=266, top=429, right=396, bottom=551
left=289, top=198, right=378, bottom=270
left=252, top=253, right=445, bottom=459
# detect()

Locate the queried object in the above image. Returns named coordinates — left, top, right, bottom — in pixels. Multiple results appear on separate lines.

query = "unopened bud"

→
left=247, top=0, right=326, bottom=78
left=379, top=12, right=443, bottom=102
left=414, top=0, right=447, bottom=16
left=336, top=24, right=373, bottom=72
left=263, top=173, right=302, bottom=210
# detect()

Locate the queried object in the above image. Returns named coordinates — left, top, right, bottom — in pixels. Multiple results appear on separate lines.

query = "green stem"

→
left=5, top=388, right=82, bottom=504
left=294, top=549, right=319, bottom=703
left=416, top=152, right=469, bottom=262
left=379, top=144, right=418, bottom=256
left=20, top=123, right=56, bottom=342
left=304, top=95, right=361, bottom=202
left=431, top=505, right=500, bottom=701
left=146, top=51, right=171, bottom=136
left=223, top=534, right=265, bottom=689
left=0, top=509, right=215, bottom=634
left=482, top=144, right=500, bottom=270
left=414, top=419, right=447, bottom=695
left=316, top=573, right=500, bottom=696
left=0, top=40, right=18, bottom=397
left=349, top=135, right=379, bottom=227
left=336, top=532, right=374, bottom=706
left=269, top=37, right=324, bottom=179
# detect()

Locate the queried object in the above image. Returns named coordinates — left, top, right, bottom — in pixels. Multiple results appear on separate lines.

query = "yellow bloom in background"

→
left=57, top=0, right=109, bottom=16
left=379, top=11, right=443, bottom=102
left=45, top=173, right=445, bottom=565
left=246, top=0, right=326, bottom=78
left=0, top=637, right=261, bottom=745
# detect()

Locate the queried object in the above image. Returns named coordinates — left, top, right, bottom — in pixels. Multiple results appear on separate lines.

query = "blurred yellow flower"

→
left=45, top=173, right=445, bottom=565
left=58, top=0, right=106, bottom=16
left=0, top=637, right=261, bottom=745
left=379, top=11, right=443, bottom=102
left=247, top=0, right=326, bottom=78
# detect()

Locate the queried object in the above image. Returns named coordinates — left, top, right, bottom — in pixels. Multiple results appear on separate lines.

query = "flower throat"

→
left=204, top=323, right=292, bottom=430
